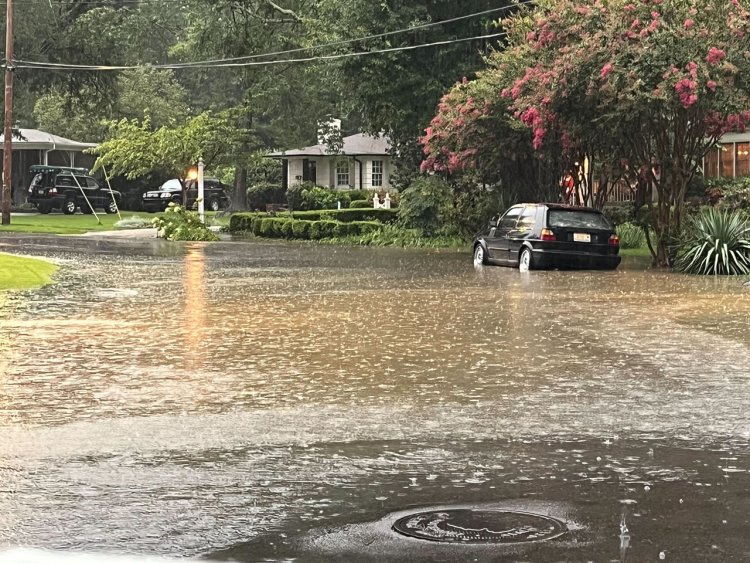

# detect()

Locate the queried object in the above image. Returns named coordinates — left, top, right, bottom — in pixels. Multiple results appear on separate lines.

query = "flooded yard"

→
left=0, top=235, right=748, bottom=561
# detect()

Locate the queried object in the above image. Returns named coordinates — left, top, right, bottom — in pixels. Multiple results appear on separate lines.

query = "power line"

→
left=14, top=31, right=508, bottom=71
left=11, top=0, right=529, bottom=70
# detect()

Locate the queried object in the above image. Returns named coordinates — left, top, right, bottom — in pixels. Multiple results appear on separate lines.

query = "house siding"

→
left=285, top=155, right=393, bottom=190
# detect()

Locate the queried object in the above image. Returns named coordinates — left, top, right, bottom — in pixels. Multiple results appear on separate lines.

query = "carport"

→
left=0, top=128, right=97, bottom=204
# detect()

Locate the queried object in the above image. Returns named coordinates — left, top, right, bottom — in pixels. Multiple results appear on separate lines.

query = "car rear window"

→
left=548, top=210, right=612, bottom=230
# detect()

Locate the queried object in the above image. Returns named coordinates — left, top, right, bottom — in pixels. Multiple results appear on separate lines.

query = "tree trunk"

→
left=232, top=165, right=247, bottom=210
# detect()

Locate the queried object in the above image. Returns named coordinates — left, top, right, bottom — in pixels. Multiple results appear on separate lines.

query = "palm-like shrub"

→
left=616, top=222, right=645, bottom=249
left=674, top=208, right=750, bottom=275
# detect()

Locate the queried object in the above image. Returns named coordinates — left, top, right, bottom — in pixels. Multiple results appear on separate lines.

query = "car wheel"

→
left=104, top=199, right=118, bottom=214
left=208, top=197, right=221, bottom=212
left=519, top=247, right=535, bottom=272
left=63, top=198, right=77, bottom=215
left=38, top=204, right=51, bottom=214
left=473, top=244, right=487, bottom=265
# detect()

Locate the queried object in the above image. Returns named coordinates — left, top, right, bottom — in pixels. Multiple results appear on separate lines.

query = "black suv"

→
left=27, top=165, right=121, bottom=215
left=473, top=203, right=621, bottom=271
left=142, top=178, right=230, bottom=212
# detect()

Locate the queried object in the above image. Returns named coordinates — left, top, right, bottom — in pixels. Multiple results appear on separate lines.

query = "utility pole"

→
left=2, top=0, right=14, bottom=225
left=3, top=0, right=13, bottom=225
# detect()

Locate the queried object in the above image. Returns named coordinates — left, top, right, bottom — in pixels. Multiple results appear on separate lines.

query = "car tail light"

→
left=608, top=234, right=620, bottom=246
left=50, top=188, right=57, bottom=194
left=540, top=228, right=556, bottom=241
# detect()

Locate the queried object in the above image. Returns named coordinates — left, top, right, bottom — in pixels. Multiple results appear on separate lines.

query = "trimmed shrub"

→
left=302, top=186, right=350, bottom=210
left=280, top=219, right=294, bottom=239
left=309, top=220, right=338, bottom=239
left=247, top=182, right=285, bottom=211
left=320, top=208, right=399, bottom=223
left=292, top=220, right=312, bottom=239
left=616, top=222, right=645, bottom=249
left=674, top=208, right=750, bottom=275
left=290, top=210, right=324, bottom=221
left=350, top=199, right=373, bottom=209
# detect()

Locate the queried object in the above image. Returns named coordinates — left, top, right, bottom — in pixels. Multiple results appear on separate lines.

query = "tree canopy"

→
left=422, top=0, right=750, bottom=265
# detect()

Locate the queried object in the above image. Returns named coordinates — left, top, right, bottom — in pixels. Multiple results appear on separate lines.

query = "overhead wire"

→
left=11, top=0, right=530, bottom=72
left=15, top=31, right=509, bottom=71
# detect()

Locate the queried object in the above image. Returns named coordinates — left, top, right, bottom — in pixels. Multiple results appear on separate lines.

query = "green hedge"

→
left=229, top=212, right=384, bottom=240
left=247, top=182, right=286, bottom=211
left=350, top=199, right=373, bottom=209
left=324, top=208, right=398, bottom=223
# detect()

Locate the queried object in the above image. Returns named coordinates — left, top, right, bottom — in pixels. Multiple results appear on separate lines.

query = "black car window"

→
left=516, top=206, right=537, bottom=230
left=85, top=178, right=99, bottom=189
left=548, top=210, right=612, bottom=230
left=498, top=207, right=523, bottom=229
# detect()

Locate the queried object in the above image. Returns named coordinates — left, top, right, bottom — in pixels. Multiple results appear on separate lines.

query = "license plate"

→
left=573, top=233, right=591, bottom=243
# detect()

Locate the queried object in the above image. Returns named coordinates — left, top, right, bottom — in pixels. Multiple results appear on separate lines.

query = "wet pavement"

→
left=0, top=234, right=748, bottom=562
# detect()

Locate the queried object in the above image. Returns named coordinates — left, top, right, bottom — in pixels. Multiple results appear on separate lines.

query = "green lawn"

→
left=0, top=253, right=58, bottom=291
left=0, top=211, right=228, bottom=235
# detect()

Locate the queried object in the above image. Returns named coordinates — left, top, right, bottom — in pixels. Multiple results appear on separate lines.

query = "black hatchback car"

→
left=473, top=203, right=621, bottom=271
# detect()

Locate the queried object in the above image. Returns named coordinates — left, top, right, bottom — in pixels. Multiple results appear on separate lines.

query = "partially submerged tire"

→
left=473, top=244, right=487, bottom=266
left=104, top=199, right=118, bottom=214
left=519, top=247, right=535, bottom=272
left=208, top=198, right=221, bottom=212
left=63, top=198, right=77, bottom=215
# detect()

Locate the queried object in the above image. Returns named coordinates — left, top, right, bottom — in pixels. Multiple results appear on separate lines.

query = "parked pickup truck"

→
left=27, top=165, right=121, bottom=215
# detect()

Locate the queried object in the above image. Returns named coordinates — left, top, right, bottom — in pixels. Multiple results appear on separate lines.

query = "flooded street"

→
left=0, top=234, right=748, bottom=562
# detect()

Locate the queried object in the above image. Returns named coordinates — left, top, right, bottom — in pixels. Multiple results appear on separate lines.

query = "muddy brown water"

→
left=0, top=235, right=748, bottom=562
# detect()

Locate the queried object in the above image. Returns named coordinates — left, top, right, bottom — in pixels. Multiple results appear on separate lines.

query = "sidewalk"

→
left=76, top=228, right=158, bottom=238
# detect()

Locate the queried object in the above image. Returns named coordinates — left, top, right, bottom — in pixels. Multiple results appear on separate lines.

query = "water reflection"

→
left=0, top=237, right=747, bottom=561
left=183, top=244, right=207, bottom=371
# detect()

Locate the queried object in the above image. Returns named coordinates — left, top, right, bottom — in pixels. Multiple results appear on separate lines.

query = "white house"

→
left=269, top=133, right=393, bottom=191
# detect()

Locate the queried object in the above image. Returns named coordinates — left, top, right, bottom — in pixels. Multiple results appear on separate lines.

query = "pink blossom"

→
left=631, top=18, right=641, bottom=29
left=707, top=80, right=718, bottom=92
left=706, top=47, right=726, bottom=65
left=684, top=19, right=694, bottom=29
left=624, top=4, right=636, bottom=12
left=447, top=152, right=460, bottom=173
left=527, top=31, right=536, bottom=42
left=600, top=62, right=614, bottom=78
left=687, top=61, right=697, bottom=79
left=532, top=128, right=546, bottom=150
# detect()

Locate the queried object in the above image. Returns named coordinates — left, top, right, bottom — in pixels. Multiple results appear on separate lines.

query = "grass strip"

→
left=0, top=253, right=58, bottom=291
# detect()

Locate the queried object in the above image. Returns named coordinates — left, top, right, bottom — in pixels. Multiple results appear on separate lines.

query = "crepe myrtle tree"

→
left=90, top=111, right=246, bottom=205
left=499, top=0, right=750, bottom=267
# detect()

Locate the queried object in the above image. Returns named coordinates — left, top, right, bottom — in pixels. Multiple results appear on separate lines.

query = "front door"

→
left=302, top=159, right=317, bottom=184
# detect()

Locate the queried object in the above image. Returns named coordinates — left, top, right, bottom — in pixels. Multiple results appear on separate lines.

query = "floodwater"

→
left=0, top=234, right=748, bottom=562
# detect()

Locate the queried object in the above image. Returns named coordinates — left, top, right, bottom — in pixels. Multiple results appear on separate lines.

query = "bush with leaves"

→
left=152, top=203, right=219, bottom=241
left=302, top=187, right=350, bottom=210
left=247, top=182, right=286, bottom=210
left=616, top=222, right=645, bottom=249
left=674, top=208, right=750, bottom=275
left=397, top=176, right=452, bottom=235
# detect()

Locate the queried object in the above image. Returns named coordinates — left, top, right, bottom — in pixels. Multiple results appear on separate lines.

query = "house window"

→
left=736, top=143, right=750, bottom=177
left=372, top=160, right=383, bottom=187
left=705, top=147, right=719, bottom=178
left=336, top=160, right=350, bottom=187
left=719, top=144, right=734, bottom=178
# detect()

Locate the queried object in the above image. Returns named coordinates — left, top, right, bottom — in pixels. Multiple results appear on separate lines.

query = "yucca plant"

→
left=674, top=208, right=750, bottom=275
left=616, top=222, right=645, bottom=249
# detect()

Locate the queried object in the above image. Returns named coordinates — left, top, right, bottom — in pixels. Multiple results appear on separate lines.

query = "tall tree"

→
left=424, top=0, right=750, bottom=266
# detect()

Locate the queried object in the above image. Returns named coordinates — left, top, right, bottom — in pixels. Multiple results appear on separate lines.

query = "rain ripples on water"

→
left=0, top=235, right=748, bottom=561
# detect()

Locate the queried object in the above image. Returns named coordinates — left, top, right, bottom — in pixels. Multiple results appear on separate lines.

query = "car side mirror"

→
left=489, top=219, right=498, bottom=228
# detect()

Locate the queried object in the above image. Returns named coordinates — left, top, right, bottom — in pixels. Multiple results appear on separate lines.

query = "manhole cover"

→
left=392, top=509, right=567, bottom=544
